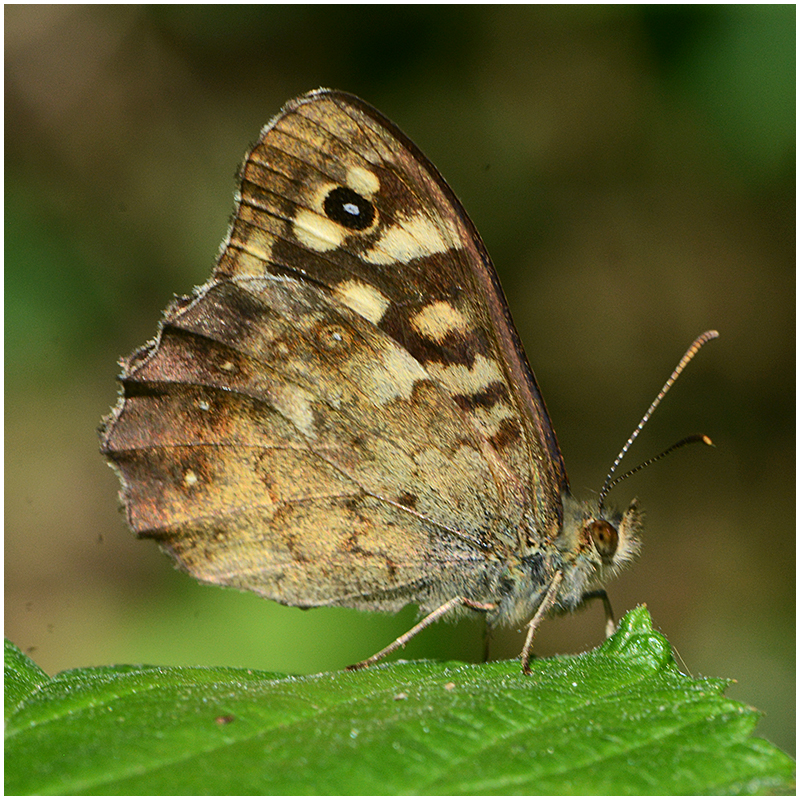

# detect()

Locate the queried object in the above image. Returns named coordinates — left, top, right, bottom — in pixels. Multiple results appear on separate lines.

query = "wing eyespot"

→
left=323, top=186, right=375, bottom=231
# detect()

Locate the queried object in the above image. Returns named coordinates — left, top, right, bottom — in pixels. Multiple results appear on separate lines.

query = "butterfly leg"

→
left=581, top=588, right=616, bottom=638
left=520, top=571, right=564, bottom=674
left=482, top=620, right=493, bottom=664
left=346, top=597, right=496, bottom=671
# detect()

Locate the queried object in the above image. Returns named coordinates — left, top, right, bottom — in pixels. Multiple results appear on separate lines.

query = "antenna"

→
left=597, top=330, right=718, bottom=511
left=601, top=433, right=714, bottom=498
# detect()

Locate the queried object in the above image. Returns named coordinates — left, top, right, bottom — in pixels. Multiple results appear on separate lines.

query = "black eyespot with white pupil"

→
left=323, top=187, right=375, bottom=231
left=588, top=520, right=618, bottom=562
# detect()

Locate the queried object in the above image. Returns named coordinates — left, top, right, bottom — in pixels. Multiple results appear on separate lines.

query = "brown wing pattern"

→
left=101, top=89, right=567, bottom=613
left=219, top=90, right=566, bottom=534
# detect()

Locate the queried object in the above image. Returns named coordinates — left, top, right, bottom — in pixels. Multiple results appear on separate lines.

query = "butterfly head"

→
left=553, top=495, right=643, bottom=607
left=585, top=499, right=642, bottom=579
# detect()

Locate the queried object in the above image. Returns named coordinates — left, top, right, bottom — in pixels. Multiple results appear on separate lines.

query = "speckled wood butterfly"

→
left=100, top=89, right=715, bottom=672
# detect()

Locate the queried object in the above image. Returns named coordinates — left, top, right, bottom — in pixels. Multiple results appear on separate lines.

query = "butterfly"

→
left=100, top=89, right=715, bottom=673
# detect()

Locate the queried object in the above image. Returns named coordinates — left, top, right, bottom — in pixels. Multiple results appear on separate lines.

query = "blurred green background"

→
left=6, top=6, right=794, bottom=754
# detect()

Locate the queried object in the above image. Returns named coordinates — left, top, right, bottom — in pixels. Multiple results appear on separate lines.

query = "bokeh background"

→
left=6, top=6, right=794, bottom=753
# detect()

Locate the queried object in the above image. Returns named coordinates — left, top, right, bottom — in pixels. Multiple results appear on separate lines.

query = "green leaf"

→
left=4, top=608, right=794, bottom=795
left=4, top=638, right=49, bottom=722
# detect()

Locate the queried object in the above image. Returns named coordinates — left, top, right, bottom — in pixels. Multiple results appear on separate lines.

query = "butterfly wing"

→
left=225, top=89, right=569, bottom=530
left=100, top=89, right=567, bottom=614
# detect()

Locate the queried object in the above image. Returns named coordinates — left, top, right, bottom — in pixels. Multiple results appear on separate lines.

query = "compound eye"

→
left=588, top=520, right=618, bottom=561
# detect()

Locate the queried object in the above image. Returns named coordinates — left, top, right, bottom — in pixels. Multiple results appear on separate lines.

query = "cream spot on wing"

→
left=272, top=384, right=316, bottom=439
left=363, top=212, right=458, bottom=265
left=229, top=229, right=275, bottom=277
left=362, top=345, right=426, bottom=404
left=239, top=228, right=274, bottom=262
left=410, top=301, right=470, bottom=343
left=333, top=279, right=390, bottom=324
left=346, top=166, right=380, bottom=196
left=183, top=470, right=199, bottom=488
left=426, top=354, right=504, bottom=395
left=293, top=208, right=346, bottom=252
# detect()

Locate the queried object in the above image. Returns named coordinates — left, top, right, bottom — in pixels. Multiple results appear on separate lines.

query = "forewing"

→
left=218, top=89, right=567, bottom=537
